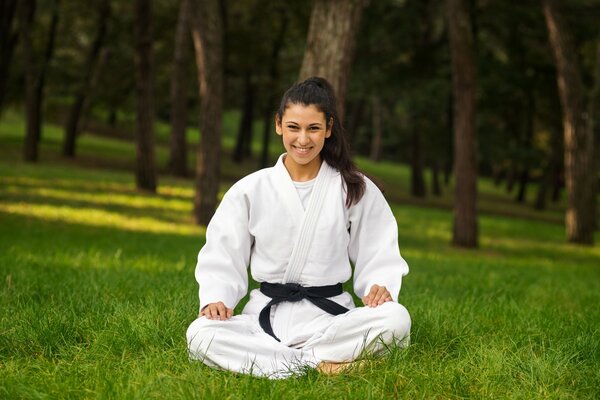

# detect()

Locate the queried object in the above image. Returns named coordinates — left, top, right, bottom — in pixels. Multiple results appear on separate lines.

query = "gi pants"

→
left=186, top=301, right=411, bottom=379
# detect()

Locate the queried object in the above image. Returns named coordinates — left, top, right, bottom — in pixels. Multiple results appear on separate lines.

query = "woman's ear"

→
left=326, top=117, right=333, bottom=138
left=275, top=115, right=282, bottom=136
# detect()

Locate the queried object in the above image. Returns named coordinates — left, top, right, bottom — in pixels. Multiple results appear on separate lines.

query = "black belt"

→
left=258, top=282, right=349, bottom=342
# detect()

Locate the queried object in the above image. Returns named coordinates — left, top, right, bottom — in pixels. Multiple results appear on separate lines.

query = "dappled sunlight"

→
left=0, top=202, right=205, bottom=236
left=3, top=185, right=192, bottom=213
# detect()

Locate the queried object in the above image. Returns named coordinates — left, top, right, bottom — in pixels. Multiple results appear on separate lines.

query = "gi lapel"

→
left=282, top=159, right=334, bottom=284
left=273, top=154, right=304, bottom=228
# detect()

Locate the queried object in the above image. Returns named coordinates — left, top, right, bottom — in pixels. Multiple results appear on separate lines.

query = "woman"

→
left=186, top=77, right=411, bottom=378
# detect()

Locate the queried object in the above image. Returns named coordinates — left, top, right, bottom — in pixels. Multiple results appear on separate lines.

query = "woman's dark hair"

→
left=276, top=76, right=365, bottom=207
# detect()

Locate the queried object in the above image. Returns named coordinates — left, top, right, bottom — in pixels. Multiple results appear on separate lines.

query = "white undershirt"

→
left=293, top=178, right=316, bottom=210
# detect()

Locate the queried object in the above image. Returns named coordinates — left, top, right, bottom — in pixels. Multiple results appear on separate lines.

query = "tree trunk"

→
left=347, top=97, right=366, bottom=146
left=233, top=71, right=255, bottom=163
left=369, top=95, right=382, bottom=162
left=543, top=0, right=594, bottom=244
left=168, top=0, right=191, bottom=177
left=299, top=0, right=369, bottom=121
left=515, top=168, right=529, bottom=203
left=410, top=127, right=426, bottom=198
left=21, top=0, right=59, bottom=161
left=134, top=0, right=157, bottom=192
left=259, top=12, right=288, bottom=169
left=34, top=0, right=59, bottom=144
left=534, top=166, right=551, bottom=210
left=20, top=0, right=37, bottom=162
left=551, top=165, right=562, bottom=202
left=190, top=0, right=223, bottom=225
left=505, top=163, right=516, bottom=193
left=63, top=0, right=110, bottom=158
left=431, top=161, right=442, bottom=196
left=447, top=0, right=478, bottom=247
left=589, top=40, right=600, bottom=231
left=0, top=0, right=19, bottom=114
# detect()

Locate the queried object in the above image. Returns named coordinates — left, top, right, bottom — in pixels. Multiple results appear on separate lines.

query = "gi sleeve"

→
left=195, top=184, right=252, bottom=312
left=348, top=177, right=409, bottom=302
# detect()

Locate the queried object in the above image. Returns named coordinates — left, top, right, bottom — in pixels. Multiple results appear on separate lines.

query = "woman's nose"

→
left=297, top=130, right=310, bottom=145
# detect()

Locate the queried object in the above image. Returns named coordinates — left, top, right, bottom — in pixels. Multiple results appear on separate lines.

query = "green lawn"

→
left=1, top=113, right=599, bottom=399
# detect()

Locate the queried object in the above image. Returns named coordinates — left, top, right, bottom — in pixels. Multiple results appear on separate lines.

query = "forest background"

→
left=1, top=0, right=599, bottom=398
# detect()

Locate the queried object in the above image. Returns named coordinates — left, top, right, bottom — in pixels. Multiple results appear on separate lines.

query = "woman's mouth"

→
left=292, top=145, right=312, bottom=155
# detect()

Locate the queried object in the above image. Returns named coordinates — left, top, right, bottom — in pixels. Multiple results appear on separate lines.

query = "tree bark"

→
left=233, top=71, right=255, bottom=163
left=21, top=0, right=59, bottom=161
left=589, top=40, right=600, bottom=231
left=543, top=0, right=594, bottom=244
left=63, top=0, right=110, bottom=158
left=260, top=12, right=288, bottom=169
left=369, top=95, right=382, bottom=162
left=168, top=0, right=191, bottom=177
left=410, top=126, right=426, bottom=198
left=447, top=0, right=478, bottom=247
left=20, top=0, right=37, bottom=161
left=134, top=0, right=157, bottom=192
left=190, top=0, right=223, bottom=225
left=431, top=161, right=442, bottom=196
left=0, top=0, right=19, bottom=114
left=299, top=0, right=369, bottom=121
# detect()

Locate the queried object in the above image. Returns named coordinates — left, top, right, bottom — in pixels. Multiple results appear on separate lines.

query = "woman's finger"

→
left=216, top=302, right=228, bottom=320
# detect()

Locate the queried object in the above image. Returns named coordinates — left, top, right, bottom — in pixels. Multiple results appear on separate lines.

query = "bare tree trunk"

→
left=543, top=0, right=594, bottom=244
left=20, top=0, right=59, bottom=161
left=505, top=163, right=516, bottom=193
left=410, top=127, right=426, bottom=198
left=431, top=161, right=442, bottom=196
left=63, top=0, right=110, bottom=158
left=0, top=0, right=19, bottom=114
left=369, top=95, right=382, bottom=162
left=168, top=0, right=191, bottom=177
left=589, top=40, right=600, bottom=231
left=20, top=0, right=37, bottom=162
left=134, top=0, right=157, bottom=192
left=190, top=0, right=223, bottom=225
left=233, top=71, right=255, bottom=163
left=299, top=0, right=369, bottom=120
left=259, top=11, right=287, bottom=169
left=347, top=97, right=366, bottom=145
left=447, top=0, right=478, bottom=247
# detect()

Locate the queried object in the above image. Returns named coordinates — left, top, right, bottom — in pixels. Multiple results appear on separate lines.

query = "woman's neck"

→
left=283, top=154, right=322, bottom=182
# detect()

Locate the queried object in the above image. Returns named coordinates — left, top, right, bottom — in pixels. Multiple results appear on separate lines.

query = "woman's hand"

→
left=362, top=284, right=392, bottom=308
left=200, top=301, right=233, bottom=320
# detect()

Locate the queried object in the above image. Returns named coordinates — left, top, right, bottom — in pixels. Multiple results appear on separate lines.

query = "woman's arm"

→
left=195, top=184, right=253, bottom=317
left=348, top=178, right=409, bottom=305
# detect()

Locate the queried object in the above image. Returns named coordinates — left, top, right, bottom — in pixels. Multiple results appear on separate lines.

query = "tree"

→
left=20, top=0, right=60, bottom=162
left=62, top=0, right=110, bottom=158
left=299, top=0, right=369, bottom=120
left=134, top=0, right=157, bottom=191
left=446, top=0, right=478, bottom=247
left=542, top=0, right=595, bottom=244
left=0, top=0, right=20, bottom=114
left=168, top=0, right=192, bottom=177
left=189, top=0, right=224, bottom=225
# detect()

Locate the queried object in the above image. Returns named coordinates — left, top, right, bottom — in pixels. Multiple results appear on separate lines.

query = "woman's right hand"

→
left=200, top=301, right=233, bottom=320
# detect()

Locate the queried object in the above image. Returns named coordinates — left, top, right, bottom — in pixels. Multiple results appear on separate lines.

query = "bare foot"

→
left=316, top=360, right=366, bottom=375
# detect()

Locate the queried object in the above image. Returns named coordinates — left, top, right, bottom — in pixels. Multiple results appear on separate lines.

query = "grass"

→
left=1, top=112, right=599, bottom=399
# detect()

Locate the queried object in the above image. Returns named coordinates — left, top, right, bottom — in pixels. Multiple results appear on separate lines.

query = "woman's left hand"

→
left=362, top=284, right=392, bottom=307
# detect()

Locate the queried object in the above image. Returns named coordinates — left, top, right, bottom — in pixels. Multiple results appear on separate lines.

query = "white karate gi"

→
left=186, top=155, right=411, bottom=378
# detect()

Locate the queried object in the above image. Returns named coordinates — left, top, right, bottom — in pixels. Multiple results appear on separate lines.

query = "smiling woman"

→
left=186, top=77, right=412, bottom=378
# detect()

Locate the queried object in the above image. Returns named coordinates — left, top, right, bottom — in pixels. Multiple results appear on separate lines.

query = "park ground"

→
left=1, top=110, right=599, bottom=399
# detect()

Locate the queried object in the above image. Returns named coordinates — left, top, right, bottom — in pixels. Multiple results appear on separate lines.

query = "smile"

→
left=292, top=146, right=313, bottom=154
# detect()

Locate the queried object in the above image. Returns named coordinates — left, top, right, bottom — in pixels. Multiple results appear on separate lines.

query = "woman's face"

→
left=276, top=103, right=332, bottom=176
